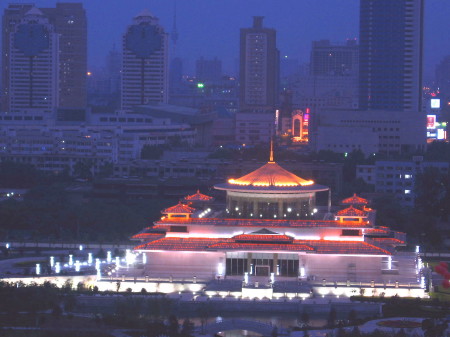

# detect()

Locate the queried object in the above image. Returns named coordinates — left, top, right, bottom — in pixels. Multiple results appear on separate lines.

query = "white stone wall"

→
left=303, top=254, right=384, bottom=282
left=144, top=251, right=225, bottom=279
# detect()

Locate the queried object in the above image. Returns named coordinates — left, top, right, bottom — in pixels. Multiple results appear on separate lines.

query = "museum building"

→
left=132, top=153, right=421, bottom=295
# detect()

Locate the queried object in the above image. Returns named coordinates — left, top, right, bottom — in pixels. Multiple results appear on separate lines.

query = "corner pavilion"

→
left=131, top=157, right=424, bottom=298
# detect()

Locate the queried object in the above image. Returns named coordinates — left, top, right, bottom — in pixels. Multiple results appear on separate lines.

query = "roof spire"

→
left=269, top=139, right=274, bottom=162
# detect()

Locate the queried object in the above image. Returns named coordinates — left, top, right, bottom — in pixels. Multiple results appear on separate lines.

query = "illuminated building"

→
left=132, top=149, right=424, bottom=297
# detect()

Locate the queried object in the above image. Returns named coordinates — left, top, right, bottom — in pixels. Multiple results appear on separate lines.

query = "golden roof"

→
left=228, top=161, right=314, bottom=187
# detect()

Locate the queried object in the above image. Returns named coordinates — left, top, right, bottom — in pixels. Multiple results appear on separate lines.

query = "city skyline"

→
left=1, top=0, right=449, bottom=78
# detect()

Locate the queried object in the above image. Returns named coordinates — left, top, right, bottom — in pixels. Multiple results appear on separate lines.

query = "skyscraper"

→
left=359, top=0, right=424, bottom=112
left=121, top=9, right=168, bottom=112
left=43, top=3, right=87, bottom=109
left=8, top=7, right=59, bottom=116
left=236, top=17, right=279, bottom=144
left=2, top=3, right=87, bottom=113
left=239, top=16, right=279, bottom=111
left=310, top=39, right=358, bottom=77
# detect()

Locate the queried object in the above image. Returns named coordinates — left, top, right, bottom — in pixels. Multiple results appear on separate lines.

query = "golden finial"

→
left=269, top=139, right=274, bottom=162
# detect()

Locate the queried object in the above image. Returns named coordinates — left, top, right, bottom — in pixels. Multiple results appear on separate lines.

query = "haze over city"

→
left=1, top=0, right=450, bottom=77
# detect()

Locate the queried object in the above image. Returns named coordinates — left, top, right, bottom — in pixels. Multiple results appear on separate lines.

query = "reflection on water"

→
left=217, top=330, right=262, bottom=337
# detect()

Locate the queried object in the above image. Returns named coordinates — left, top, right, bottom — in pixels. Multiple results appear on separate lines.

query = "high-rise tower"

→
left=2, top=3, right=87, bottom=113
left=43, top=3, right=87, bottom=109
left=8, top=7, right=59, bottom=116
left=359, top=0, right=424, bottom=112
left=121, top=9, right=169, bottom=111
left=239, top=16, right=279, bottom=111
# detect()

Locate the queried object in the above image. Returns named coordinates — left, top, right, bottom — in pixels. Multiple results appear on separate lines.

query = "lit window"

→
left=404, top=190, right=411, bottom=194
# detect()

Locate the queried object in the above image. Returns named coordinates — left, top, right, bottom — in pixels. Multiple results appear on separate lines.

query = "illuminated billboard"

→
left=427, top=115, right=436, bottom=129
left=430, top=99, right=440, bottom=109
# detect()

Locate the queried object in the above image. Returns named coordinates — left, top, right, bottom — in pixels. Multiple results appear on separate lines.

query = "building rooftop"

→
left=341, top=193, right=369, bottom=205
left=135, top=237, right=391, bottom=255
left=184, top=190, right=214, bottom=202
left=162, top=202, right=195, bottom=214
left=336, top=206, right=367, bottom=217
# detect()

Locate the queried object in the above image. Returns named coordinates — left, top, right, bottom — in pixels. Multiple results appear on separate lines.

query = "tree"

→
left=197, top=302, right=212, bottom=334
left=168, top=315, right=179, bottom=337
left=300, top=310, right=310, bottom=327
left=327, top=307, right=337, bottom=327
left=348, top=310, right=357, bottom=325
left=415, top=167, right=450, bottom=219
left=73, top=160, right=93, bottom=179
left=180, top=318, right=194, bottom=337
left=63, top=294, right=77, bottom=312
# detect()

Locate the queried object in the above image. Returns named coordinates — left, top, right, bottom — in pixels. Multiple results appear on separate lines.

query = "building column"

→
left=247, top=253, right=252, bottom=274
left=328, top=189, right=332, bottom=213
left=278, top=200, right=283, bottom=219
left=273, top=253, right=278, bottom=275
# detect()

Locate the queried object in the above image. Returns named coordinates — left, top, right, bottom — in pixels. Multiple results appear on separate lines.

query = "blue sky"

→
left=2, top=0, right=449, bottom=79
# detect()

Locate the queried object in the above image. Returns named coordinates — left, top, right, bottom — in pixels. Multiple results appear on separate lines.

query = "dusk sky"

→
left=2, top=0, right=449, bottom=79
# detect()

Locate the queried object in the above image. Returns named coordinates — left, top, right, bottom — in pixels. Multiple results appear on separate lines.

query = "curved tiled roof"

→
left=162, top=202, right=195, bottom=214
left=341, top=193, right=369, bottom=205
left=227, top=161, right=314, bottom=187
left=233, top=234, right=293, bottom=243
left=135, top=237, right=390, bottom=255
left=336, top=206, right=367, bottom=217
left=184, top=190, right=214, bottom=201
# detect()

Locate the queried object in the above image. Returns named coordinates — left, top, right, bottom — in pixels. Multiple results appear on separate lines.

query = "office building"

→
left=2, top=3, right=87, bottom=113
left=43, top=3, right=87, bottom=109
left=311, top=39, right=358, bottom=77
left=8, top=7, right=59, bottom=116
left=121, top=9, right=169, bottom=111
left=359, top=0, right=424, bottom=112
left=356, top=158, right=449, bottom=206
left=236, top=17, right=279, bottom=144
left=239, top=16, right=279, bottom=110
left=310, top=109, right=426, bottom=155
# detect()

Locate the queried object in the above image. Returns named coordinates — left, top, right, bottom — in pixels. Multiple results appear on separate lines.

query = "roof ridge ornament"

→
left=269, top=139, right=274, bottom=162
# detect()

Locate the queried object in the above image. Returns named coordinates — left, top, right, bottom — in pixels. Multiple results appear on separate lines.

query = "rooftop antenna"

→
left=171, top=0, right=179, bottom=55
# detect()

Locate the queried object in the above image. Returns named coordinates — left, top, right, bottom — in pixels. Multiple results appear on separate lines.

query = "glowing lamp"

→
left=75, top=260, right=80, bottom=272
